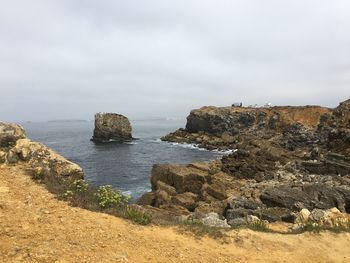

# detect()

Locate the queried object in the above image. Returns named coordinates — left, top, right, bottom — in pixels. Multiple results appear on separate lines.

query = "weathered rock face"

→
left=163, top=105, right=330, bottom=151
left=318, top=99, right=350, bottom=155
left=0, top=122, right=26, bottom=147
left=6, top=138, right=84, bottom=179
left=185, top=105, right=330, bottom=136
left=156, top=99, right=350, bottom=226
left=138, top=161, right=233, bottom=216
left=92, top=113, right=132, bottom=142
left=0, top=122, right=83, bottom=179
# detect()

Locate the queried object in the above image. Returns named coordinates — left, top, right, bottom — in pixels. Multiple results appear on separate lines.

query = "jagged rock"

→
left=0, top=122, right=26, bottom=147
left=228, top=217, right=247, bottom=226
left=8, top=139, right=83, bottom=179
left=92, top=113, right=132, bottom=142
left=137, top=192, right=156, bottom=206
left=0, top=150, right=6, bottom=163
left=260, top=184, right=350, bottom=213
left=310, top=209, right=326, bottom=221
left=221, top=148, right=283, bottom=181
left=156, top=181, right=177, bottom=196
left=302, top=184, right=347, bottom=212
left=200, top=212, right=230, bottom=228
left=293, top=207, right=350, bottom=229
left=171, top=192, right=198, bottom=211
left=150, top=164, right=208, bottom=194
left=301, top=152, right=350, bottom=176
left=260, top=186, right=313, bottom=210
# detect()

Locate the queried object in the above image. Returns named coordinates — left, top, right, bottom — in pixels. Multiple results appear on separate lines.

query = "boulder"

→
left=171, top=192, right=198, bottom=211
left=200, top=212, right=230, bottom=228
left=150, top=164, right=207, bottom=194
left=0, top=122, right=26, bottom=147
left=260, top=186, right=313, bottom=210
left=260, top=184, right=350, bottom=213
left=92, top=113, right=132, bottom=142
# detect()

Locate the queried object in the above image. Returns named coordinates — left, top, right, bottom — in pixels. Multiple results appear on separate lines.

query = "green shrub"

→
left=69, top=179, right=89, bottom=193
left=95, top=185, right=130, bottom=209
left=124, top=207, right=151, bottom=225
left=32, top=171, right=44, bottom=180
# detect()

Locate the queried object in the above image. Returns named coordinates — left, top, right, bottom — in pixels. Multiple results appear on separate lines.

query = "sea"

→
left=21, top=119, right=228, bottom=200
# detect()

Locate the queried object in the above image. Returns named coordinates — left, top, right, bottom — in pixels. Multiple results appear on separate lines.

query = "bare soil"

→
left=1, top=164, right=350, bottom=263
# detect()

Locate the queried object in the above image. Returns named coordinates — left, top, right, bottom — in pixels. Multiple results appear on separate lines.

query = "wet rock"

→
left=92, top=113, right=132, bottom=142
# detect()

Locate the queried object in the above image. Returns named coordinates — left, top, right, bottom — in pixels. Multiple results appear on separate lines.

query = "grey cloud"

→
left=0, top=0, right=349, bottom=122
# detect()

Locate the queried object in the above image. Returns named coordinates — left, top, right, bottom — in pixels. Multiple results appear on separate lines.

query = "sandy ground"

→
left=1, top=165, right=350, bottom=263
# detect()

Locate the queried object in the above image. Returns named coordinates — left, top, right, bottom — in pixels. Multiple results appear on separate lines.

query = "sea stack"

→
left=91, top=113, right=132, bottom=143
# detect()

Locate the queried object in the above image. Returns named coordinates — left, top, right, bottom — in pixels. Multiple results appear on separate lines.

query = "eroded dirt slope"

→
left=1, top=165, right=350, bottom=263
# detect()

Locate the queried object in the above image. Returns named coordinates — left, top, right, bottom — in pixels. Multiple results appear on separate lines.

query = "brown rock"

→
left=171, top=192, right=198, bottom=211
left=0, top=122, right=26, bottom=147
left=92, top=113, right=132, bottom=142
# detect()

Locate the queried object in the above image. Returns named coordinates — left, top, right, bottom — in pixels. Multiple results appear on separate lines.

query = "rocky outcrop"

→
left=162, top=105, right=330, bottom=151
left=92, top=113, right=132, bottom=143
left=151, top=99, right=350, bottom=227
left=318, top=99, right=350, bottom=155
left=0, top=121, right=83, bottom=179
left=6, top=139, right=84, bottom=179
left=0, top=122, right=26, bottom=147
left=138, top=161, right=234, bottom=216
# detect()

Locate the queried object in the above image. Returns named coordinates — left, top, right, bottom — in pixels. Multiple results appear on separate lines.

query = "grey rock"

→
left=227, top=217, right=247, bottom=227
left=200, top=212, right=231, bottom=228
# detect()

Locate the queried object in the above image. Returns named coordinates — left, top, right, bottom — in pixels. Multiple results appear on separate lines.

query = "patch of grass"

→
left=29, top=169, right=151, bottom=225
left=32, top=171, right=44, bottom=180
left=247, top=220, right=271, bottom=232
left=294, top=218, right=350, bottom=234
left=124, top=207, right=151, bottom=225
left=181, top=217, right=227, bottom=238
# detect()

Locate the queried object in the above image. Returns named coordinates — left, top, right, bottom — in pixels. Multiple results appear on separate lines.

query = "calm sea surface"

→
left=21, top=120, right=225, bottom=200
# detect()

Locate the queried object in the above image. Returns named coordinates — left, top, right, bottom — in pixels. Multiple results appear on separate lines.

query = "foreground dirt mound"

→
left=1, top=165, right=350, bottom=263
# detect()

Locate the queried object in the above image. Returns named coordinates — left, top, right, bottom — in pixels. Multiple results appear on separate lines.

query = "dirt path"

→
left=1, top=165, right=350, bottom=263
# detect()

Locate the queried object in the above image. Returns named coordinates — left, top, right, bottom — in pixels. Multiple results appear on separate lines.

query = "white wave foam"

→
left=125, top=141, right=138, bottom=145
left=169, top=142, right=236, bottom=154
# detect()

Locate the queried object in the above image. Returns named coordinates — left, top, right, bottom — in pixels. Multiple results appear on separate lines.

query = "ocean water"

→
left=21, top=120, right=226, bottom=200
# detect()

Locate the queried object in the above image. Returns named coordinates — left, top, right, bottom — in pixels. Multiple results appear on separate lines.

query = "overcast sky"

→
left=0, top=0, right=349, bottom=122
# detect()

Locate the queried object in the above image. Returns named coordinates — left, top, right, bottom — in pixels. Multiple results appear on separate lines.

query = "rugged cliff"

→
left=0, top=122, right=83, bottom=180
left=143, top=99, right=350, bottom=227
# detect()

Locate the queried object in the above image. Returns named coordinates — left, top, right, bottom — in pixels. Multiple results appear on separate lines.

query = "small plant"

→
left=69, top=179, right=89, bottom=193
left=95, top=185, right=130, bottom=209
left=62, top=190, right=74, bottom=199
left=32, top=171, right=44, bottom=180
left=247, top=220, right=270, bottom=232
left=124, top=207, right=151, bottom=225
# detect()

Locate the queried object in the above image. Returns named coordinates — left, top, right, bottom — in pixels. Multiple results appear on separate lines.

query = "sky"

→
left=0, top=0, right=349, bottom=122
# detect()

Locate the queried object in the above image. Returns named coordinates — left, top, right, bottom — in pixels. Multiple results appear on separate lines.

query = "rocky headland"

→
left=92, top=112, right=133, bottom=143
left=140, top=99, right=350, bottom=228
